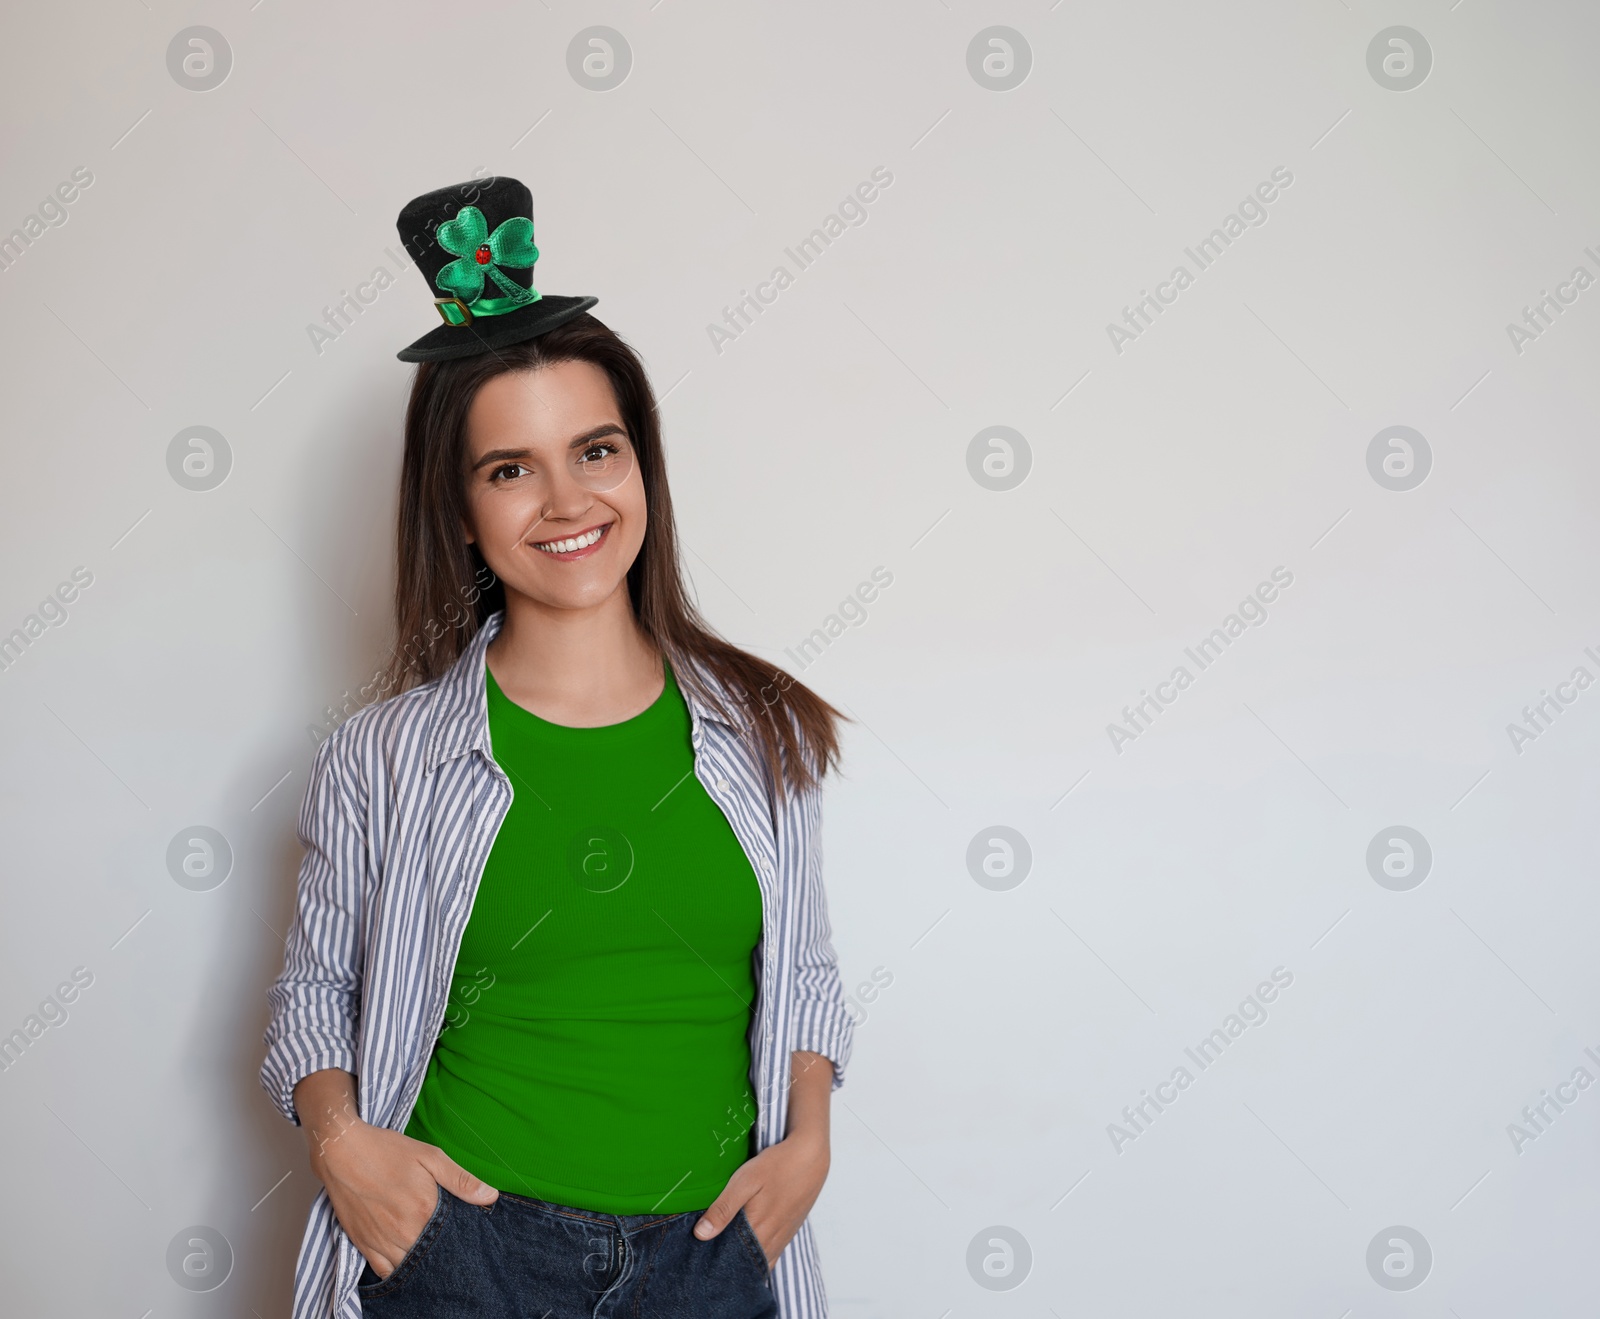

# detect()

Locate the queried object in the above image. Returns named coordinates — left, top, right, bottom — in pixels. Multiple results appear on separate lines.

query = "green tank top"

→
left=404, top=656, right=763, bottom=1212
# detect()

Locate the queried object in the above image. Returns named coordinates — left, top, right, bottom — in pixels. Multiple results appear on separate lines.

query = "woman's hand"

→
left=694, top=1129, right=830, bottom=1266
left=293, top=1068, right=500, bottom=1280
left=693, top=1050, right=834, bottom=1266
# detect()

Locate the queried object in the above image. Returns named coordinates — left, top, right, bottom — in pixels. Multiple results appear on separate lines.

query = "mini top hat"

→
left=394, top=176, right=597, bottom=362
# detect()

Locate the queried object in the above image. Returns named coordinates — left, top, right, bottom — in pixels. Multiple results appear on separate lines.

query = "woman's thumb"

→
left=429, top=1152, right=500, bottom=1205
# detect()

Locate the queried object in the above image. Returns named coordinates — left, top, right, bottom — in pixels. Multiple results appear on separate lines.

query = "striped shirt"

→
left=259, top=609, right=854, bottom=1319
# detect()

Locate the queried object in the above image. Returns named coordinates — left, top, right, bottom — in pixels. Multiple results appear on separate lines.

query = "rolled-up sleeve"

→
left=787, top=771, right=854, bottom=1091
left=260, top=726, right=370, bottom=1126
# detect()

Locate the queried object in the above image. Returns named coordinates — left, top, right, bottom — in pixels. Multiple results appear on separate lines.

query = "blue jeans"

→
left=356, top=1184, right=779, bottom=1318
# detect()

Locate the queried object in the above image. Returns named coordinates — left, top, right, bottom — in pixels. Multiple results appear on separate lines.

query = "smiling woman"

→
left=261, top=176, right=857, bottom=1319
left=386, top=321, right=845, bottom=764
left=463, top=366, right=641, bottom=602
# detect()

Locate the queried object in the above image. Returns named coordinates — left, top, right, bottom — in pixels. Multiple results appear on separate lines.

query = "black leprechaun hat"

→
left=395, top=176, right=597, bottom=362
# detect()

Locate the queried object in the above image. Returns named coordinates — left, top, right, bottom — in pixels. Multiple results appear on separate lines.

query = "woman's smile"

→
left=529, top=520, right=613, bottom=559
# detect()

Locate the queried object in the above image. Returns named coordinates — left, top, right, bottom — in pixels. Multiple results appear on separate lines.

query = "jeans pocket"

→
left=730, top=1207, right=771, bottom=1282
left=357, top=1182, right=451, bottom=1299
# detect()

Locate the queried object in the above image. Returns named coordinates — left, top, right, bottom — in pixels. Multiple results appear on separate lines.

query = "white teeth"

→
left=535, top=525, right=605, bottom=554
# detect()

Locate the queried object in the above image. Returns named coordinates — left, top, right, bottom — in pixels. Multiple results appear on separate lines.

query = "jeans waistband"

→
left=491, top=1189, right=704, bottom=1234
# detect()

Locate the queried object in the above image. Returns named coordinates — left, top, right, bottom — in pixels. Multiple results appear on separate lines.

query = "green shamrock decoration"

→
left=433, top=205, right=541, bottom=312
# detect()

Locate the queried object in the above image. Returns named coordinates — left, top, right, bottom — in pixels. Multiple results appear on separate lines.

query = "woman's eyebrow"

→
left=470, top=424, right=628, bottom=471
left=471, top=446, right=532, bottom=470
left=567, top=423, right=627, bottom=449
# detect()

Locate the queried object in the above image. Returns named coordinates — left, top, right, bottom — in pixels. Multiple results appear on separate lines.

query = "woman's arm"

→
left=783, top=1047, right=835, bottom=1151
left=787, top=774, right=856, bottom=1092
left=692, top=760, right=854, bottom=1262
left=262, top=729, right=496, bottom=1279
left=260, top=731, right=370, bottom=1126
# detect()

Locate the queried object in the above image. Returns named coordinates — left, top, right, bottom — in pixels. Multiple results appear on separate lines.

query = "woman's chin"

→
left=510, top=578, right=626, bottom=613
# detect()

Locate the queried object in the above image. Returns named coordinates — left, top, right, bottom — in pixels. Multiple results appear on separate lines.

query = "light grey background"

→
left=2, top=1, right=1597, bottom=1315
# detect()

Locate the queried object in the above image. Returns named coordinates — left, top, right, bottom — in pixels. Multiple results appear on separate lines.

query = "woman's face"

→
left=460, top=358, right=646, bottom=614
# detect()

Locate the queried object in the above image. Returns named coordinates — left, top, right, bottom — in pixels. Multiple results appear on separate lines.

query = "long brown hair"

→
left=379, top=314, right=846, bottom=800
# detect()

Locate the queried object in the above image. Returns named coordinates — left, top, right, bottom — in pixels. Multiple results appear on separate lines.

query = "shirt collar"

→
left=423, top=608, right=737, bottom=772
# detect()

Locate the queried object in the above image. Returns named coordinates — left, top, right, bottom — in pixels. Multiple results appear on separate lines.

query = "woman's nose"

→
left=538, top=465, right=593, bottom=520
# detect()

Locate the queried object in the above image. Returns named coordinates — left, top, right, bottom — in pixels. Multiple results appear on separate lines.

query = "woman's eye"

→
left=492, top=463, right=527, bottom=481
left=580, top=443, right=621, bottom=465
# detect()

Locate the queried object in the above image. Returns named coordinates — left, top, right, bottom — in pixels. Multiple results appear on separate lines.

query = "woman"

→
left=260, top=177, right=855, bottom=1319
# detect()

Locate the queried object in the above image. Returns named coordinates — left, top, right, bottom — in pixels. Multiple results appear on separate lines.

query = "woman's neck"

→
left=485, top=587, right=664, bottom=728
